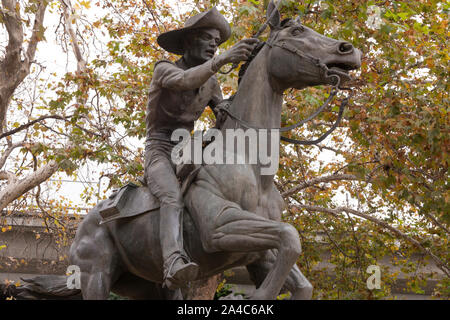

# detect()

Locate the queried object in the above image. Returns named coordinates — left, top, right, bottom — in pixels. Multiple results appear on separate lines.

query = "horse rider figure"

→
left=145, top=7, right=259, bottom=290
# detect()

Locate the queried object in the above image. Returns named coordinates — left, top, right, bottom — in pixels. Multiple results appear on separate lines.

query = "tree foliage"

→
left=0, top=0, right=448, bottom=299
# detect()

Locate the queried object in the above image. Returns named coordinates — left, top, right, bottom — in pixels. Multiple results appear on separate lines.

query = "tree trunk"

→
left=182, top=274, right=223, bottom=300
left=0, top=0, right=48, bottom=134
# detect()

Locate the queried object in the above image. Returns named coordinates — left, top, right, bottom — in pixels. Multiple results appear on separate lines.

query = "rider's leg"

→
left=145, top=142, right=199, bottom=289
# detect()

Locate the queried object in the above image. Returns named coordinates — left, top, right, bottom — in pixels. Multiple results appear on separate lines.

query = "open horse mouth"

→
left=205, top=49, right=215, bottom=57
left=325, top=62, right=359, bottom=83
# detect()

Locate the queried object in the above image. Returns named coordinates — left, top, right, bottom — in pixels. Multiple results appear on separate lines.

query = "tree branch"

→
left=295, top=204, right=450, bottom=277
left=0, top=160, right=59, bottom=212
left=0, top=114, right=71, bottom=140
left=282, top=174, right=362, bottom=198
left=0, top=0, right=24, bottom=131
left=314, top=144, right=343, bottom=155
left=59, top=0, right=86, bottom=74
left=0, top=113, right=105, bottom=140
left=0, top=142, right=23, bottom=169
left=0, top=0, right=48, bottom=133
left=0, top=0, right=23, bottom=70
left=422, top=211, right=450, bottom=236
left=25, top=0, right=48, bottom=65
left=0, top=170, right=17, bottom=183
left=142, top=0, right=166, bottom=33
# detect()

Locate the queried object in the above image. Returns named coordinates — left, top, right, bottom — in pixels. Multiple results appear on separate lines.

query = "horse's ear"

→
left=266, top=0, right=281, bottom=29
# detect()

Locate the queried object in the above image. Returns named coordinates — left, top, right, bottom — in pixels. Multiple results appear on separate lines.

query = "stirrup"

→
left=163, top=253, right=198, bottom=289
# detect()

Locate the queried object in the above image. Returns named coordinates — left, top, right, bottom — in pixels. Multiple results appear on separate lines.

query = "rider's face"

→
left=184, top=28, right=221, bottom=65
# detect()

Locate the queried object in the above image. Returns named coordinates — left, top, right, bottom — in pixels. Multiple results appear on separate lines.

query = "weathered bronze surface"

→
left=20, top=1, right=361, bottom=300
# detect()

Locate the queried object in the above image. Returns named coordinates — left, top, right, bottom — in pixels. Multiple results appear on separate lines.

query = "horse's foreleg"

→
left=247, top=249, right=313, bottom=300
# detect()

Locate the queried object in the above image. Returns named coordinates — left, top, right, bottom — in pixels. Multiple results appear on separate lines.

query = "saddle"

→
left=98, top=163, right=201, bottom=224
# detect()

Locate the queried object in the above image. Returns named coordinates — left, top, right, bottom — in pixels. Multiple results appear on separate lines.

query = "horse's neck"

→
left=223, top=46, right=283, bottom=129
left=221, top=46, right=282, bottom=185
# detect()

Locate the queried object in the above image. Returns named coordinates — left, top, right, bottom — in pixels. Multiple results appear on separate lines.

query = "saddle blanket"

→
left=98, top=165, right=202, bottom=225
left=98, top=183, right=160, bottom=225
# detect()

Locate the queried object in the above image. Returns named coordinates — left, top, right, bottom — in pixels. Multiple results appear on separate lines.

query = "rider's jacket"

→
left=146, top=57, right=223, bottom=144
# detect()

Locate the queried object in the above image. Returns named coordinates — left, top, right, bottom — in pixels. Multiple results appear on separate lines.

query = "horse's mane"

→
left=216, top=18, right=295, bottom=127
left=238, top=41, right=265, bottom=85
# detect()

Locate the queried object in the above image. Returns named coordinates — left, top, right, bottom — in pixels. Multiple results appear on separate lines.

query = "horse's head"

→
left=263, top=2, right=362, bottom=92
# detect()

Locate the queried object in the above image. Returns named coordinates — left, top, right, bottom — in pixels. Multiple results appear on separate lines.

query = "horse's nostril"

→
left=338, top=42, right=353, bottom=54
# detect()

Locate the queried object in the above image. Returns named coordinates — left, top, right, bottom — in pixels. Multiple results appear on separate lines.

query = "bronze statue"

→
left=17, top=2, right=361, bottom=300
left=145, top=7, right=259, bottom=290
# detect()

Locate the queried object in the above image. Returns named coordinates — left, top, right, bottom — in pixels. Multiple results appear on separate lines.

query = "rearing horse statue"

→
left=19, top=3, right=361, bottom=300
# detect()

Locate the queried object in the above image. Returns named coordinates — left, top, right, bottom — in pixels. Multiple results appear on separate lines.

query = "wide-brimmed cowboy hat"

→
left=157, top=7, right=231, bottom=55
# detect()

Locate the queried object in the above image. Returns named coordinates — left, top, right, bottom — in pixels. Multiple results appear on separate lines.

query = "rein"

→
left=216, top=84, right=349, bottom=145
left=215, top=3, right=352, bottom=145
left=216, top=37, right=352, bottom=145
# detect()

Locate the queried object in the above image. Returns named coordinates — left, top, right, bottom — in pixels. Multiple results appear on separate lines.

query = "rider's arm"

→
left=154, top=59, right=220, bottom=91
left=153, top=38, right=260, bottom=91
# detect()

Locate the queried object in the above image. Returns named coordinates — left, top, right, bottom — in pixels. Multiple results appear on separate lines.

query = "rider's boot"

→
left=160, top=205, right=199, bottom=290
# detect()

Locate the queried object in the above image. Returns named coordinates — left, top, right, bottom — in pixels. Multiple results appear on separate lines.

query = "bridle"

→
left=216, top=21, right=353, bottom=145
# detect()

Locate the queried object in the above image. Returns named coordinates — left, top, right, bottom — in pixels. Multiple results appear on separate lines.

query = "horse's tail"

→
left=2, top=275, right=82, bottom=300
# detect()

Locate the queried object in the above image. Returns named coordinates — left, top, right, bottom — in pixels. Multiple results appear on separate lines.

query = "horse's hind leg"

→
left=247, top=249, right=313, bottom=300
left=186, top=185, right=301, bottom=300
left=70, top=213, right=122, bottom=300
left=215, top=209, right=301, bottom=300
